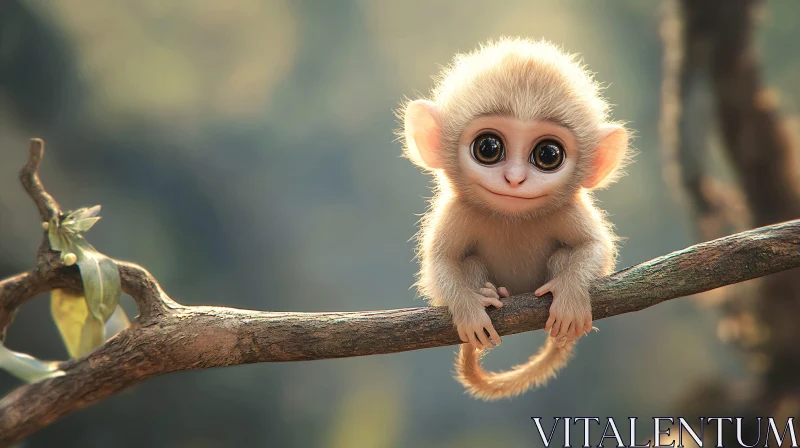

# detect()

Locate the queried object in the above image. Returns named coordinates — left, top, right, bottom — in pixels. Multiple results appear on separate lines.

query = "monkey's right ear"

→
left=403, top=100, right=444, bottom=170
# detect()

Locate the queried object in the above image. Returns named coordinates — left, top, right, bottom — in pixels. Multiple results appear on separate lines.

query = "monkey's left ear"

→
left=403, top=100, right=444, bottom=170
left=582, top=124, right=629, bottom=189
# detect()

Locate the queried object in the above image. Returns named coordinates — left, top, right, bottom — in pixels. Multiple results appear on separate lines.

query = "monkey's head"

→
left=400, top=38, right=630, bottom=218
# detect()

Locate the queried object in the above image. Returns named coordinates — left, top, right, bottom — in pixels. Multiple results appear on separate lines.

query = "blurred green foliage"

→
left=0, top=0, right=798, bottom=446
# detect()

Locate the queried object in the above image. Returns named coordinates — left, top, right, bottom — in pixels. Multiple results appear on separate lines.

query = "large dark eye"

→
left=471, top=133, right=505, bottom=165
left=531, top=139, right=565, bottom=171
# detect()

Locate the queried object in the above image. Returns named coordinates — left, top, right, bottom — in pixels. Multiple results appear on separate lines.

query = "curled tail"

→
left=455, top=337, right=574, bottom=400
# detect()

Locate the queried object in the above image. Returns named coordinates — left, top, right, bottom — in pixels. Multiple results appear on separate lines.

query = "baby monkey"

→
left=400, top=38, right=630, bottom=400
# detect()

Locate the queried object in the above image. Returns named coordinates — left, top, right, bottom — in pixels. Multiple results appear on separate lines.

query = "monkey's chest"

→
left=473, top=236, right=558, bottom=294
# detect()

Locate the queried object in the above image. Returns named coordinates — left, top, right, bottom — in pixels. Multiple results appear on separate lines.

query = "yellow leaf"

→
left=51, top=289, right=105, bottom=359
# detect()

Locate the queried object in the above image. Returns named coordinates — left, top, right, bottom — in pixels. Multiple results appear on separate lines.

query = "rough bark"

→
left=0, top=138, right=798, bottom=446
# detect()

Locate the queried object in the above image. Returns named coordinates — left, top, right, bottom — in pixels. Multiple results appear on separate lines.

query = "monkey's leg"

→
left=546, top=248, right=571, bottom=281
left=462, top=256, right=490, bottom=293
left=449, top=256, right=504, bottom=350
left=545, top=248, right=573, bottom=347
left=537, top=248, right=593, bottom=347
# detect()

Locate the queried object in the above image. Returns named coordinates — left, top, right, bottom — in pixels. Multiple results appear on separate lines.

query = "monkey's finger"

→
left=497, top=287, right=510, bottom=298
left=568, top=321, right=581, bottom=340
left=578, top=319, right=587, bottom=336
left=487, top=325, right=502, bottom=347
left=483, top=282, right=498, bottom=292
left=545, top=315, right=556, bottom=333
left=467, top=332, right=483, bottom=351
left=577, top=320, right=589, bottom=340
left=555, top=319, right=572, bottom=339
left=480, top=296, right=503, bottom=308
left=478, top=288, right=500, bottom=299
left=561, top=321, right=574, bottom=340
left=476, top=328, right=492, bottom=349
left=458, top=328, right=469, bottom=344
left=549, top=320, right=562, bottom=338
left=584, top=319, right=593, bottom=335
left=535, top=282, right=553, bottom=297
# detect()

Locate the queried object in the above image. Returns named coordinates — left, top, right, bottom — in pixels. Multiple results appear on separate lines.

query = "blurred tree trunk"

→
left=661, top=0, right=800, bottom=442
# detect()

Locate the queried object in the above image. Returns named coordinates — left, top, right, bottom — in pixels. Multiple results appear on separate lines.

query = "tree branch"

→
left=0, top=139, right=798, bottom=446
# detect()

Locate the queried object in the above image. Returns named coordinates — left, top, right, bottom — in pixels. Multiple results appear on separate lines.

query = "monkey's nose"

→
left=504, top=170, right=527, bottom=187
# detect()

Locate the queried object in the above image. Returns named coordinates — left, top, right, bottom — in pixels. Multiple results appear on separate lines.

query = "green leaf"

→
left=43, top=204, right=122, bottom=330
left=50, top=288, right=106, bottom=358
left=71, top=239, right=121, bottom=323
left=61, top=205, right=102, bottom=234
left=70, top=204, right=102, bottom=220
left=47, top=217, right=69, bottom=252
left=0, top=342, right=65, bottom=383
left=64, top=217, right=101, bottom=233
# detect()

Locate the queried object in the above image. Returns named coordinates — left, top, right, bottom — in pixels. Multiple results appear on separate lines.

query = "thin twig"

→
left=19, top=138, right=60, bottom=223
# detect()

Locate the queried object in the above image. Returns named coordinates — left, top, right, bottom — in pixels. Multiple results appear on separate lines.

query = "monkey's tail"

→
left=455, top=337, right=574, bottom=400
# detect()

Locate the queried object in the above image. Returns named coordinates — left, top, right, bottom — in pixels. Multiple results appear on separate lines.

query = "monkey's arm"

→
left=418, top=210, right=503, bottom=349
left=536, top=199, right=616, bottom=343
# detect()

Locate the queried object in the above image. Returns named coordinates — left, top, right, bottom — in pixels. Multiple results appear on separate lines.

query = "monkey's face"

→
left=453, top=116, right=580, bottom=216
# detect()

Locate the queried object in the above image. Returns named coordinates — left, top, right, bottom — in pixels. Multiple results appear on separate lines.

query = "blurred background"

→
left=0, top=0, right=798, bottom=447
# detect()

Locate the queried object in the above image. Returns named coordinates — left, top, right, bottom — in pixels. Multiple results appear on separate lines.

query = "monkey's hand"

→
left=477, top=282, right=509, bottom=308
left=536, top=276, right=592, bottom=348
left=454, top=283, right=508, bottom=351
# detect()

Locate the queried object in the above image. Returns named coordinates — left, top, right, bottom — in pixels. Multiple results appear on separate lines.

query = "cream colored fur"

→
left=400, top=38, right=629, bottom=400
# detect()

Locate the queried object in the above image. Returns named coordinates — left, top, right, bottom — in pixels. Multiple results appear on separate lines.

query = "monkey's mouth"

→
left=477, top=184, right=548, bottom=201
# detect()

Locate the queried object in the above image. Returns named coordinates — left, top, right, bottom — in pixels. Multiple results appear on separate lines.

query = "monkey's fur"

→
left=399, top=38, right=631, bottom=400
